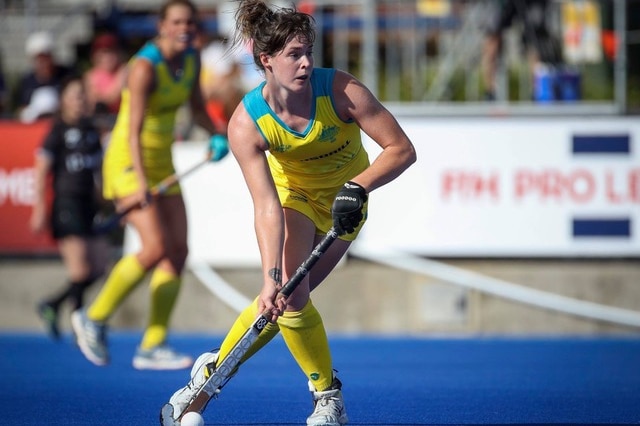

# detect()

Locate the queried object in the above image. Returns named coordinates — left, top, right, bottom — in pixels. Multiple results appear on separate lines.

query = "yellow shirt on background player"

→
left=102, top=42, right=197, bottom=200
left=243, top=68, right=369, bottom=240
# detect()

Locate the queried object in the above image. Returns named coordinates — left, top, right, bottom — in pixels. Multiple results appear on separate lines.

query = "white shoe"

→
left=307, top=377, right=349, bottom=426
left=165, top=350, right=219, bottom=420
left=71, top=309, right=109, bottom=366
left=132, top=344, right=194, bottom=371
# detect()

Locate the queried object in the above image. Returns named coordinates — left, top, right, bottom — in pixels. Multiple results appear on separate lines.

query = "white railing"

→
left=0, top=0, right=630, bottom=114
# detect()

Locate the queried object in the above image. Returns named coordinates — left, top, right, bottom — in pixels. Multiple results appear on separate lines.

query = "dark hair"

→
left=233, top=0, right=315, bottom=70
left=52, top=73, right=83, bottom=121
left=158, top=0, right=198, bottom=21
left=59, top=73, right=83, bottom=96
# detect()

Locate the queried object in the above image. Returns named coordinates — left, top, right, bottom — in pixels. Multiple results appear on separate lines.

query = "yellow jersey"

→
left=103, top=42, right=197, bottom=199
left=243, top=68, right=370, bottom=238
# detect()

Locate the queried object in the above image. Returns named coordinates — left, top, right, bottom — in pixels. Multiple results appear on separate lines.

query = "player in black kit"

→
left=30, top=74, right=110, bottom=340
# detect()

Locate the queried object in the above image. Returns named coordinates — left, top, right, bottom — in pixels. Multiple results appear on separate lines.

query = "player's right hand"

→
left=131, top=187, right=152, bottom=210
left=141, top=192, right=153, bottom=208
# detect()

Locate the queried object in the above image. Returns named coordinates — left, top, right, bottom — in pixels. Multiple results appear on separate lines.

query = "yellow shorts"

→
left=277, top=184, right=367, bottom=242
left=102, top=150, right=181, bottom=200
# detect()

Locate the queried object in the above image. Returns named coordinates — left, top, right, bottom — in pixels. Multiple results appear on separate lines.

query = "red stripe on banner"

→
left=0, top=119, right=58, bottom=255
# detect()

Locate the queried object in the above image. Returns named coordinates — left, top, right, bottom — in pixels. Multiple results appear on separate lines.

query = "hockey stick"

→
left=160, top=227, right=340, bottom=425
left=93, top=153, right=212, bottom=234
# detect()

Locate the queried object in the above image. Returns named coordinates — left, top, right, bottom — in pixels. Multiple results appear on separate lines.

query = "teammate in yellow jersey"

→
left=71, top=0, right=228, bottom=370
left=164, top=0, right=416, bottom=424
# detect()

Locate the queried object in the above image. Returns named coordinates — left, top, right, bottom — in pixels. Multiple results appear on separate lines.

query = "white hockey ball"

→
left=181, top=411, right=204, bottom=426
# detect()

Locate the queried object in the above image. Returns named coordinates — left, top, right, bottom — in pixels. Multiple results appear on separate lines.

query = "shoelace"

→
left=171, top=359, right=212, bottom=418
left=151, top=346, right=178, bottom=360
left=186, top=362, right=220, bottom=397
left=84, top=319, right=104, bottom=347
left=313, top=395, right=343, bottom=419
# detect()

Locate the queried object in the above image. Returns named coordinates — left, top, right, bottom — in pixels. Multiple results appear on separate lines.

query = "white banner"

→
left=125, top=117, right=639, bottom=264
left=124, top=141, right=261, bottom=266
left=355, top=117, right=639, bottom=257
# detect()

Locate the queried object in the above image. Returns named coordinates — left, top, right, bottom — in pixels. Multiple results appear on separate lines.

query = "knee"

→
left=279, top=300, right=321, bottom=330
left=168, top=241, right=189, bottom=266
left=90, top=254, right=109, bottom=278
left=286, top=285, right=310, bottom=311
left=139, top=241, right=167, bottom=268
left=161, top=241, right=188, bottom=272
left=89, top=265, right=106, bottom=281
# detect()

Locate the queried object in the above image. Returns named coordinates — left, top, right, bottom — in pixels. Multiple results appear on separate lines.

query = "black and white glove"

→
left=331, top=181, right=367, bottom=235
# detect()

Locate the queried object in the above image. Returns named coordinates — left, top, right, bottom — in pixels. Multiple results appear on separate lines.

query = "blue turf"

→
left=1, top=333, right=639, bottom=425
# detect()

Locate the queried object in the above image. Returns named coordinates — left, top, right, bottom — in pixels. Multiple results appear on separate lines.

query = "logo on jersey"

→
left=318, top=125, right=339, bottom=143
left=272, top=144, right=292, bottom=153
left=64, top=129, right=82, bottom=148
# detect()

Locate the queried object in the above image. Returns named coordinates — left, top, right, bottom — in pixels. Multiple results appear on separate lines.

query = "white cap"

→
left=20, top=86, right=60, bottom=123
left=201, top=42, right=234, bottom=76
left=25, top=31, right=54, bottom=57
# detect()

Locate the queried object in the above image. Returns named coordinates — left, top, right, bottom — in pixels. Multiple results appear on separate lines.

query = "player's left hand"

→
left=331, top=181, right=367, bottom=235
left=208, top=134, right=229, bottom=162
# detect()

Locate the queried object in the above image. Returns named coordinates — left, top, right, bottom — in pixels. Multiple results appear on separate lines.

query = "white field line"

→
left=350, top=247, right=640, bottom=329
left=190, top=263, right=250, bottom=313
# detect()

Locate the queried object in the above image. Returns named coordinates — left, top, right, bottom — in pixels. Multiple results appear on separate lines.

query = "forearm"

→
left=192, top=108, right=219, bottom=136
left=30, top=155, right=51, bottom=233
left=190, top=75, right=220, bottom=136
left=32, top=155, right=50, bottom=206
left=127, top=134, right=147, bottom=186
left=254, top=205, right=284, bottom=286
left=353, top=141, right=416, bottom=193
left=338, top=72, right=417, bottom=192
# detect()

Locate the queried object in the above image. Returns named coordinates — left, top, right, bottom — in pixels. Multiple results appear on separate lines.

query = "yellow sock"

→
left=140, top=268, right=182, bottom=350
left=88, top=255, right=146, bottom=322
left=279, top=300, right=333, bottom=391
left=218, top=297, right=280, bottom=367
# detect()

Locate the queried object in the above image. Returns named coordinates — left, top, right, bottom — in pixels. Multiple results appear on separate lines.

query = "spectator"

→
left=198, top=33, right=245, bottom=134
left=15, top=31, right=74, bottom=122
left=19, top=86, right=60, bottom=124
left=84, top=32, right=127, bottom=117
left=481, top=0, right=562, bottom=101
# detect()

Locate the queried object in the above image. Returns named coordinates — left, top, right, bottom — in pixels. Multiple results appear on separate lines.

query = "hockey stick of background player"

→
left=160, top=227, right=340, bottom=425
left=93, top=152, right=213, bottom=234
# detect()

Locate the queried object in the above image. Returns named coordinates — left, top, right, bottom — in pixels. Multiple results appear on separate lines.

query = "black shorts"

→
left=50, top=196, right=98, bottom=239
